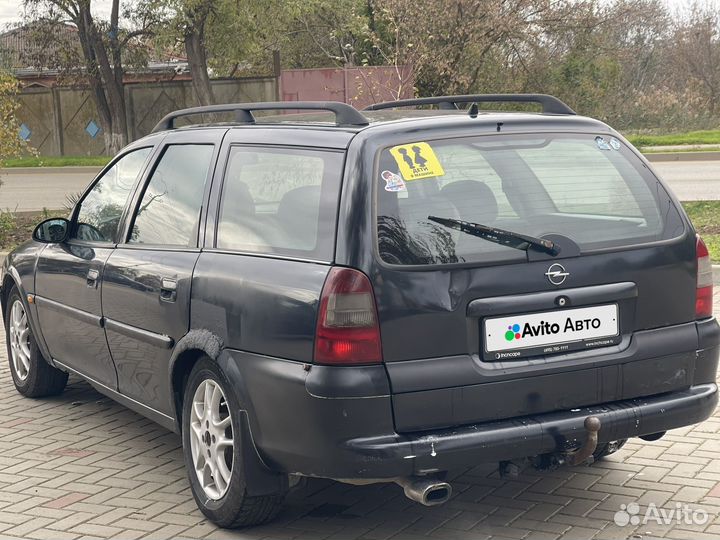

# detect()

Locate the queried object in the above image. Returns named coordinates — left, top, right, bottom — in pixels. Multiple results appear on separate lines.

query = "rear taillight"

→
left=314, top=267, right=382, bottom=365
left=696, top=235, right=713, bottom=319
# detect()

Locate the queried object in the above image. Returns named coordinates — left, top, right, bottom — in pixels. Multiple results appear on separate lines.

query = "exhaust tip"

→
left=423, top=483, right=452, bottom=506
left=396, top=477, right=452, bottom=506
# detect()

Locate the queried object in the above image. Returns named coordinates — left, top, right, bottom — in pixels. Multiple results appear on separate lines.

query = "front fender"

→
left=2, top=245, right=53, bottom=364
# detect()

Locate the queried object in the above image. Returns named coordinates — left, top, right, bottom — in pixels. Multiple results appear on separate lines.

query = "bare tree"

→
left=671, top=2, right=720, bottom=115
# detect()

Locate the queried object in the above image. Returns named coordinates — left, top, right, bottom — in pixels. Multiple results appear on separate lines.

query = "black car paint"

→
left=34, top=243, right=116, bottom=387
left=102, top=248, right=198, bottom=415
left=2, top=110, right=718, bottom=490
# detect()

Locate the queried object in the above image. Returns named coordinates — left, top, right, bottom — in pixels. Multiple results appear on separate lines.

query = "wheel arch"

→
left=1, top=267, right=54, bottom=364
left=171, top=329, right=288, bottom=496
left=169, top=329, right=224, bottom=432
left=1, top=266, right=23, bottom=315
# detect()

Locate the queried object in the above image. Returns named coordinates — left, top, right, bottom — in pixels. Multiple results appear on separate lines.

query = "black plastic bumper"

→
left=223, top=340, right=718, bottom=481
left=345, top=383, right=718, bottom=475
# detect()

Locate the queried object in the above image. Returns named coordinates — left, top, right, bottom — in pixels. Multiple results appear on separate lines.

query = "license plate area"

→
left=483, top=304, right=620, bottom=361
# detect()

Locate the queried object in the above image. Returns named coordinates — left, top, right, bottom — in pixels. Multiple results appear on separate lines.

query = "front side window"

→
left=216, top=146, right=343, bottom=260
left=129, top=144, right=214, bottom=246
left=73, top=147, right=152, bottom=242
left=377, top=134, right=683, bottom=265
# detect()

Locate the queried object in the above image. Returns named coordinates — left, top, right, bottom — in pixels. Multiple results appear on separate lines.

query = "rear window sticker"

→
left=609, top=137, right=621, bottom=150
left=381, top=170, right=407, bottom=192
left=390, top=142, right=445, bottom=180
left=595, top=136, right=611, bottom=150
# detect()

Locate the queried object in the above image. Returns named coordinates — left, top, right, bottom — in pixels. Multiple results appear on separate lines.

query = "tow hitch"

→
left=499, top=415, right=603, bottom=477
left=566, top=415, right=602, bottom=465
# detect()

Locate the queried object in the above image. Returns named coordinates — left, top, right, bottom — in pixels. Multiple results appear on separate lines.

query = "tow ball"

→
left=499, top=415, right=602, bottom=477
left=566, top=415, right=602, bottom=466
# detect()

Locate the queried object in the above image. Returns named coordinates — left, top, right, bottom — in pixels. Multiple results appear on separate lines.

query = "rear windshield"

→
left=376, top=134, right=683, bottom=266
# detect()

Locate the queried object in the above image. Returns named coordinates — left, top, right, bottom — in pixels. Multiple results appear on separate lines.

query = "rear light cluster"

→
left=314, top=267, right=383, bottom=365
left=696, top=235, right=714, bottom=319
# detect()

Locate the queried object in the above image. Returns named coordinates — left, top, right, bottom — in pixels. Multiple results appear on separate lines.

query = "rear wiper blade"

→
left=428, top=215, right=557, bottom=255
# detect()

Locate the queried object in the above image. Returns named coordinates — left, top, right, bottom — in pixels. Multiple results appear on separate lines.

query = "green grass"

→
left=704, top=235, right=720, bottom=264
left=641, top=146, right=720, bottom=154
left=627, top=130, right=720, bottom=147
left=2, top=156, right=111, bottom=168
left=683, top=201, right=720, bottom=263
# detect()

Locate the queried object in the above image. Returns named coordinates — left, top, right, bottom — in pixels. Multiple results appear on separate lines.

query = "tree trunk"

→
left=185, top=28, right=214, bottom=106
left=75, top=0, right=129, bottom=154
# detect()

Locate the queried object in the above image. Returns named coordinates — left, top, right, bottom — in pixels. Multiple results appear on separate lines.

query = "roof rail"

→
left=151, top=101, right=370, bottom=132
left=363, top=94, right=576, bottom=115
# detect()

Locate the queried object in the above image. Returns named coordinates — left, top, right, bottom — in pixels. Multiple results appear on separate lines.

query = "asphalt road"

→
left=0, top=167, right=97, bottom=213
left=0, top=160, right=718, bottom=212
left=652, top=161, right=720, bottom=202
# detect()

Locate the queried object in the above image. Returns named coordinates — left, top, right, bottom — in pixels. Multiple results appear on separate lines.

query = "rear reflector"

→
left=314, top=267, right=383, bottom=365
left=696, top=235, right=713, bottom=319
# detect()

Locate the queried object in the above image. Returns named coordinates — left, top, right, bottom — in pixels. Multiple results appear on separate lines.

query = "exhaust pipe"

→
left=394, top=476, right=452, bottom=506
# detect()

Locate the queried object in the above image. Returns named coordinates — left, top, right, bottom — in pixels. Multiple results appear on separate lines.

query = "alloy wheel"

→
left=189, top=378, right=234, bottom=500
left=8, top=300, right=30, bottom=381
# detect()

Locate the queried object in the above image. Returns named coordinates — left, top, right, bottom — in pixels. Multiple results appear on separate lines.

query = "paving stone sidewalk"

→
left=0, top=287, right=717, bottom=540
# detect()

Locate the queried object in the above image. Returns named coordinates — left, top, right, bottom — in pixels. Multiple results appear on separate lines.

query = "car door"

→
left=34, top=146, right=155, bottom=387
left=101, top=129, right=222, bottom=415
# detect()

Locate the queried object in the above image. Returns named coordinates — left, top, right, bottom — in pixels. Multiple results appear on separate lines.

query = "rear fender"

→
left=169, top=330, right=288, bottom=496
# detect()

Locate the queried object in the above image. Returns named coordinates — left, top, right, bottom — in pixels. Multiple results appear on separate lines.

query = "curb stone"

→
left=644, top=151, right=720, bottom=162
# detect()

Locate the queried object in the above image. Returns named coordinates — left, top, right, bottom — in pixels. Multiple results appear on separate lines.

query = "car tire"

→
left=4, top=286, right=68, bottom=397
left=182, top=357, right=285, bottom=528
left=593, top=439, right=628, bottom=461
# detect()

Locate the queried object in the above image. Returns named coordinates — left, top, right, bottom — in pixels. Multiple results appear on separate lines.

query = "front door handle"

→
left=160, top=278, right=177, bottom=302
left=86, top=268, right=100, bottom=288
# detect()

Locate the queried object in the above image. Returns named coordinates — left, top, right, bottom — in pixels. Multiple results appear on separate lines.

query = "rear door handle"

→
left=86, top=268, right=100, bottom=288
left=160, top=278, right=177, bottom=302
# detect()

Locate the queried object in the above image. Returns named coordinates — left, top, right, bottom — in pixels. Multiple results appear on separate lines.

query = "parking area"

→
left=0, top=285, right=717, bottom=540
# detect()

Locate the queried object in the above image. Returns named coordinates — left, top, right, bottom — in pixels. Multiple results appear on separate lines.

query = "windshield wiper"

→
left=428, top=215, right=557, bottom=255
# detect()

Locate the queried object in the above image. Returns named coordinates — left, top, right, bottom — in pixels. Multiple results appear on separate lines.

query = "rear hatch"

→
left=372, top=132, right=696, bottom=432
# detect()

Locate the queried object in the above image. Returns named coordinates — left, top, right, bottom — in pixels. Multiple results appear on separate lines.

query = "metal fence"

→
left=280, top=66, right=413, bottom=111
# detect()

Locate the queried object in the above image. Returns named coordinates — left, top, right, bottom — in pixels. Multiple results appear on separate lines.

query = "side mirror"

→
left=33, top=218, right=70, bottom=244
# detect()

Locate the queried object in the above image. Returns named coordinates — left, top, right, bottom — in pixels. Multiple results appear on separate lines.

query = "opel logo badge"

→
left=545, top=263, right=569, bottom=286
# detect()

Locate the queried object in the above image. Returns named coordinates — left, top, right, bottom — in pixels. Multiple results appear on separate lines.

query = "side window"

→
left=129, top=144, right=214, bottom=246
left=216, top=146, right=343, bottom=259
left=73, top=147, right=152, bottom=242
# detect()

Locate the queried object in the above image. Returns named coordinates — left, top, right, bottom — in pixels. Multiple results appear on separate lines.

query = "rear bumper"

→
left=222, top=318, right=719, bottom=480
left=345, top=383, right=718, bottom=475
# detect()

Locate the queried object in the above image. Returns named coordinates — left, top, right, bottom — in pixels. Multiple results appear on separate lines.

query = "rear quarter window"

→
left=376, top=134, right=684, bottom=266
left=216, top=146, right=344, bottom=260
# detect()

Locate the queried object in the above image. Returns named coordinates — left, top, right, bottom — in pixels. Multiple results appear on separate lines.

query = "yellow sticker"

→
left=389, top=142, right=445, bottom=181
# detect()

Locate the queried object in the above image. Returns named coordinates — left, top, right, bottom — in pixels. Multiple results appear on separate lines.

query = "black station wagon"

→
left=2, top=95, right=718, bottom=528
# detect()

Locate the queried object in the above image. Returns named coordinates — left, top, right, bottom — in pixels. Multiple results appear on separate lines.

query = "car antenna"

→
left=468, top=103, right=478, bottom=118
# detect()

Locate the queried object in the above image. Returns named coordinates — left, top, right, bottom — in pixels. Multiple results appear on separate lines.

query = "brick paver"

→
left=0, top=289, right=717, bottom=540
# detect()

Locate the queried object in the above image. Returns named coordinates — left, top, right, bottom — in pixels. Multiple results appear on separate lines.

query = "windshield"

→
left=376, top=134, right=683, bottom=266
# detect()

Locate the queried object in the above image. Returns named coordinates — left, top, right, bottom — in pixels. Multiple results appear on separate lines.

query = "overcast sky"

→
left=0, top=1, right=113, bottom=29
left=0, top=0, right=713, bottom=29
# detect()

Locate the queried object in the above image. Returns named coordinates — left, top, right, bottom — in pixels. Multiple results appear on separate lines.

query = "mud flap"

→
left=239, top=411, right=289, bottom=497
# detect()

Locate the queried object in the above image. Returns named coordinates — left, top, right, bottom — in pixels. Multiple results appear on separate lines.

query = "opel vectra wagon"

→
left=3, top=95, right=717, bottom=528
